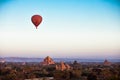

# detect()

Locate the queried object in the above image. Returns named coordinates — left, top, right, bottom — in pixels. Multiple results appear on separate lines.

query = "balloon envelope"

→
left=31, top=15, right=42, bottom=29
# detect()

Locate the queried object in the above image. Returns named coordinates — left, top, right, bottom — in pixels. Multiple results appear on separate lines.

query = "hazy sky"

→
left=0, top=0, right=120, bottom=58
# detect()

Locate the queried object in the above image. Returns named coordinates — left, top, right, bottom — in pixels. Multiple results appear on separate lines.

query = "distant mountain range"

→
left=0, top=57, right=120, bottom=62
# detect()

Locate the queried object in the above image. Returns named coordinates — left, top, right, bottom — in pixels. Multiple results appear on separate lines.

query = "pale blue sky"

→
left=0, top=0, right=120, bottom=58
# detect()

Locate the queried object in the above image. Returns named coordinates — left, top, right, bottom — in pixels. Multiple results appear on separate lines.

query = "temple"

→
left=40, top=56, right=55, bottom=65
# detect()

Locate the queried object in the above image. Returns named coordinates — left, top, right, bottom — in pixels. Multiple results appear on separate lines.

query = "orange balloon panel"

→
left=31, top=15, right=42, bottom=29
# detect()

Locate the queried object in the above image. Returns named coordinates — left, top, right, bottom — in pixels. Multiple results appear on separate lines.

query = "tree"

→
left=87, top=73, right=97, bottom=80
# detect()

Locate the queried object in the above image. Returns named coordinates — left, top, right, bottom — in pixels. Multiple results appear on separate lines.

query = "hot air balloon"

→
left=31, top=15, right=42, bottom=29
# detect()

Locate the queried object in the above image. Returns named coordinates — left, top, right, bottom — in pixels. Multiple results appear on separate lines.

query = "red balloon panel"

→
left=31, top=15, right=42, bottom=29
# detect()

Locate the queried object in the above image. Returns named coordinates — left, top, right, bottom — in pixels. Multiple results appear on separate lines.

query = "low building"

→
left=0, top=59, right=6, bottom=63
left=103, top=59, right=111, bottom=66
